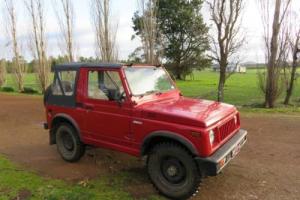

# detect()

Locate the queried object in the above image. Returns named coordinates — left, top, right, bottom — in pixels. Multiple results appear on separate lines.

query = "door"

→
left=83, top=68, right=133, bottom=147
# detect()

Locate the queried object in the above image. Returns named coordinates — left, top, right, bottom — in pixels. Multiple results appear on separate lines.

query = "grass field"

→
left=4, top=73, right=44, bottom=92
left=176, top=69, right=300, bottom=107
left=2, top=69, right=300, bottom=108
left=0, top=156, right=161, bottom=200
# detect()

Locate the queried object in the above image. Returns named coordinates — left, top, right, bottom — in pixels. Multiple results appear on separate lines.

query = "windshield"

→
left=124, top=67, right=175, bottom=96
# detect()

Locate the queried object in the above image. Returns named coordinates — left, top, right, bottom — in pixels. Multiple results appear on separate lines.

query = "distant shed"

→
left=212, top=64, right=246, bottom=73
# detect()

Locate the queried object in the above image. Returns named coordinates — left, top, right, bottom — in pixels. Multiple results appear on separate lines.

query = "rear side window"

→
left=52, top=70, right=77, bottom=96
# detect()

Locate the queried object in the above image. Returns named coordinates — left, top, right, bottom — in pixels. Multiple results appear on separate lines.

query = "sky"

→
left=0, top=0, right=299, bottom=63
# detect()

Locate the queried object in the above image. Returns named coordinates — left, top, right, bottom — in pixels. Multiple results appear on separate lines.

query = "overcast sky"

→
left=0, top=0, right=299, bottom=63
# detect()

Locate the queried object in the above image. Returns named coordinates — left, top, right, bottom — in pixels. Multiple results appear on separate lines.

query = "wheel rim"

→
left=161, top=157, right=187, bottom=184
left=61, top=131, right=74, bottom=151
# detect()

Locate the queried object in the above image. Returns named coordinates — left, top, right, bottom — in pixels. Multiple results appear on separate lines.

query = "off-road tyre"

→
left=147, top=142, right=201, bottom=200
left=55, top=123, right=85, bottom=162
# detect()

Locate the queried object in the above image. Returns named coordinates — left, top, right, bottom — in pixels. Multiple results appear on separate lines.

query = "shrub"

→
left=0, top=86, right=15, bottom=92
left=22, top=87, right=38, bottom=94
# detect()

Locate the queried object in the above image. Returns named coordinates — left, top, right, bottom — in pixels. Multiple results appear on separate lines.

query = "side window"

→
left=52, top=78, right=63, bottom=95
left=88, top=70, right=124, bottom=101
left=52, top=70, right=76, bottom=96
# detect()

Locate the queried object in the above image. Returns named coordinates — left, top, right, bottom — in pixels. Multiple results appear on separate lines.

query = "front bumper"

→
left=195, top=129, right=247, bottom=176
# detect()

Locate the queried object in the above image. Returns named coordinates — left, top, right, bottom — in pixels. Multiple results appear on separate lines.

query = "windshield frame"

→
left=123, top=66, right=177, bottom=97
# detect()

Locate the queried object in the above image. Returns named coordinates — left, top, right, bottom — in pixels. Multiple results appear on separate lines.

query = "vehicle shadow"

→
left=90, top=148, right=159, bottom=199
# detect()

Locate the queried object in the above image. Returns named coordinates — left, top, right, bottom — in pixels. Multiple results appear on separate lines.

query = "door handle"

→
left=83, top=103, right=94, bottom=110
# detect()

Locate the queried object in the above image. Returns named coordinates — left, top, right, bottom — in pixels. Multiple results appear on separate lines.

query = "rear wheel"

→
left=147, top=143, right=201, bottom=200
left=55, top=123, right=85, bottom=162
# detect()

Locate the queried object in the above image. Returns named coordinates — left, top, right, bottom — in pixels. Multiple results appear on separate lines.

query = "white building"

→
left=212, top=64, right=246, bottom=73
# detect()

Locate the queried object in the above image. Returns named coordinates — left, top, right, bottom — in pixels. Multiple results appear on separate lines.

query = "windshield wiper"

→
left=137, top=90, right=162, bottom=98
left=145, top=90, right=160, bottom=94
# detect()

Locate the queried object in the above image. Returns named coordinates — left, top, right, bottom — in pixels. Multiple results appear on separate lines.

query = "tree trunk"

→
left=284, top=67, right=296, bottom=105
left=218, top=65, right=226, bottom=102
left=0, top=61, right=6, bottom=87
left=175, top=65, right=182, bottom=80
left=176, top=73, right=182, bottom=80
left=104, top=0, right=110, bottom=62
left=92, top=0, right=117, bottom=62
left=265, top=0, right=281, bottom=108
left=66, top=0, right=74, bottom=62
left=26, top=0, right=50, bottom=94
left=284, top=46, right=299, bottom=105
left=5, top=0, right=24, bottom=92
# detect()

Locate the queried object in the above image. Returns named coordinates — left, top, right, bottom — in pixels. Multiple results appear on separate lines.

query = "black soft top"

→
left=52, top=63, right=124, bottom=71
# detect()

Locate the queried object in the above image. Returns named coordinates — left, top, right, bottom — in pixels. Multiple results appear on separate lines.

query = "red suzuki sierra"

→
left=44, top=63, right=247, bottom=199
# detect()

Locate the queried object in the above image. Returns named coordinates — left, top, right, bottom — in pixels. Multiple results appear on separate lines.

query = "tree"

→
left=283, top=33, right=300, bottom=105
left=4, top=0, right=26, bottom=92
left=132, top=0, right=161, bottom=64
left=3, top=59, right=13, bottom=73
left=50, top=54, right=71, bottom=67
left=207, top=0, right=244, bottom=102
left=259, top=0, right=291, bottom=108
left=127, top=47, right=143, bottom=63
left=25, top=0, right=51, bottom=93
left=54, top=0, right=75, bottom=62
left=91, top=0, right=118, bottom=62
left=78, top=56, right=100, bottom=63
left=0, top=59, right=7, bottom=87
left=156, top=0, right=210, bottom=80
left=284, top=14, right=300, bottom=105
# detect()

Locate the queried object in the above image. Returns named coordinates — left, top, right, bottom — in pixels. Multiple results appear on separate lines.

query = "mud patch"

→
left=12, top=189, right=32, bottom=200
left=0, top=187, right=11, bottom=195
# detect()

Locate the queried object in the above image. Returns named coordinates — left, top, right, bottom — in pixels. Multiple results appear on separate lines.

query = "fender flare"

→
left=141, top=131, right=199, bottom=156
left=51, top=113, right=82, bottom=139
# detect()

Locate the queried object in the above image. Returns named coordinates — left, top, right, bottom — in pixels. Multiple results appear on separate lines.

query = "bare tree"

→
left=4, top=0, right=26, bottom=92
left=25, top=0, right=50, bottom=93
left=284, top=16, right=300, bottom=105
left=0, top=60, right=6, bottom=87
left=259, top=0, right=292, bottom=108
left=207, top=0, right=244, bottom=102
left=136, top=0, right=161, bottom=64
left=54, top=0, right=75, bottom=62
left=91, top=0, right=118, bottom=62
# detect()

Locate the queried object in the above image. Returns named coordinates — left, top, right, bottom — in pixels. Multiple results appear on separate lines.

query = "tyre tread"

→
left=147, top=142, right=201, bottom=200
left=55, top=123, right=85, bottom=162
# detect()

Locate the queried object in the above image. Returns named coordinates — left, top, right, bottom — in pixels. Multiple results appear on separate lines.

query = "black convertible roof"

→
left=52, top=63, right=124, bottom=71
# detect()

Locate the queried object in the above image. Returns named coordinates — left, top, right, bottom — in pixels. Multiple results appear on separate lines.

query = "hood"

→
left=139, top=97, right=237, bottom=128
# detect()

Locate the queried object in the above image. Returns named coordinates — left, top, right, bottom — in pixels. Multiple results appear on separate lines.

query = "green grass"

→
left=5, top=73, right=40, bottom=91
left=176, top=69, right=300, bottom=107
left=0, top=155, right=161, bottom=200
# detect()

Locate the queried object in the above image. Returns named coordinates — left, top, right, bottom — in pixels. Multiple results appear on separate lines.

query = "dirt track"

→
left=0, top=93, right=299, bottom=200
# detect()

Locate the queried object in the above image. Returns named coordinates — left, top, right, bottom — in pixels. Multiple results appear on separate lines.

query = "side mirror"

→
left=107, top=89, right=125, bottom=105
left=116, top=91, right=126, bottom=105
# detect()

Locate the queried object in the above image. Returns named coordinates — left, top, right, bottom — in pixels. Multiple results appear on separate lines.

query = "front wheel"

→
left=55, top=123, right=85, bottom=162
left=147, top=143, right=201, bottom=199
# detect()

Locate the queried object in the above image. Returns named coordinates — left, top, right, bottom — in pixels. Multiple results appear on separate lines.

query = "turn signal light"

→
left=219, top=158, right=226, bottom=168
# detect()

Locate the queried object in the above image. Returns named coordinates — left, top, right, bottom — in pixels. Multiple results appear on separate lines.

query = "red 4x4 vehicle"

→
left=44, top=63, right=247, bottom=199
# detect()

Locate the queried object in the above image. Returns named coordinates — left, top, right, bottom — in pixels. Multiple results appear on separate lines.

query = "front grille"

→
left=219, top=118, right=237, bottom=141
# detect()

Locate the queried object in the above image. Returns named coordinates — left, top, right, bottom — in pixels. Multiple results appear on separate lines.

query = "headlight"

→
left=209, top=130, right=215, bottom=144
